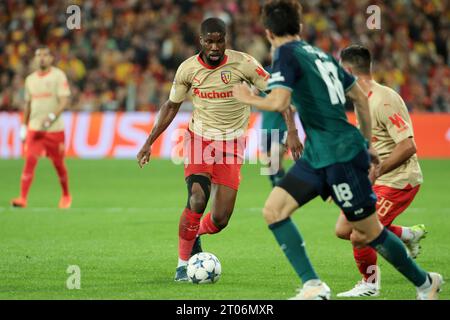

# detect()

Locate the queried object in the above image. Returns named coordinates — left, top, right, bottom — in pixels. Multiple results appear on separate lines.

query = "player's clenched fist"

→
left=368, top=146, right=380, bottom=166
left=137, top=144, right=152, bottom=168
left=42, top=112, right=56, bottom=130
left=20, top=124, right=27, bottom=141
left=368, top=164, right=379, bottom=185
left=286, top=130, right=303, bottom=161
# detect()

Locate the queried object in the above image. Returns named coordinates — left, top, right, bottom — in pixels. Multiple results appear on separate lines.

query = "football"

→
left=187, top=252, right=222, bottom=284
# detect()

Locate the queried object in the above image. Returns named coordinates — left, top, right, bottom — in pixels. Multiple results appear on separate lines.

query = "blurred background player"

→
left=11, top=46, right=72, bottom=209
left=260, top=105, right=288, bottom=187
left=335, top=45, right=427, bottom=297
left=261, top=104, right=301, bottom=187
left=260, top=63, right=300, bottom=187
left=233, top=0, right=443, bottom=300
left=137, top=18, right=300, bottom=282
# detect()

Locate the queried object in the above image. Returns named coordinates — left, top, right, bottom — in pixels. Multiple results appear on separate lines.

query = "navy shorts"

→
left=260, top=129, right=287, bottom=154
left=278, top=149, right=377, bottom=221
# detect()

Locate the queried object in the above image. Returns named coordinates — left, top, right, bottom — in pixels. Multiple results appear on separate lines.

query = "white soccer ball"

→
left=187, top=252, right=222, bottom=284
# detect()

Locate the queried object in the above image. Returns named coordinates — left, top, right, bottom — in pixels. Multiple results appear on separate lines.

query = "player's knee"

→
left=212, top=212, right=231, bottom=230
left=262, top=201, right=285, bottom=225
left=350, top=230, right=369, bottom=248
left=214, top=218, right=229, bottom=230
left=262, top=205, right=274, bottom=224
left=335, top=226, right=351, bottom=240
left=25, top=155, right=38, bottom=164
left=186, top=175, right=211, bottom=213
left=189, top=191, right=207, bottom=213
left=52, top=157, right=65, bottom=167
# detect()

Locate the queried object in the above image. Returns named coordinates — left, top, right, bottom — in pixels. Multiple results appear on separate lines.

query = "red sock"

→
left=20, top=156, right=38, bottom=199
left=178, top=208, right=203, bottom=261
left=388, top=225, right=403, bottom=238
left=353, top=246, right=378, bottom=281
left=51, top=157, right=70, bottom=196
left=198, top=212, right=221, bottom=236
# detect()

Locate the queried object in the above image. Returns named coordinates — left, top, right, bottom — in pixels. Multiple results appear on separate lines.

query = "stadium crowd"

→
left=0, top=0, right=448, bottom=112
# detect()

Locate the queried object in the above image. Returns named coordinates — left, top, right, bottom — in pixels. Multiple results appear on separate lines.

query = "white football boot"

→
left=337, top=280, right=380, bottom=298
left=404, top=224, right=427, bottom=259
left=416, top=273, right=444, bottom=300
left=289, top=280, right=331, bottom=300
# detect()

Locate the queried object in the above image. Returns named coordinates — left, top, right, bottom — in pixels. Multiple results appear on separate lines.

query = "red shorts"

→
left=183, top=130, right=246, bottom=190
left=374, top=184, right=420, bottom=226
left=24, top=130, right=65, bottom=159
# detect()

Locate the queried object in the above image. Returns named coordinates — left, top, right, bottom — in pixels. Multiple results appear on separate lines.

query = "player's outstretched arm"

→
left=282, top=106, right=303, bottom=160
left=346, top=83, right=379, bottom=165
left=137, top=100, right=182, bottom=168
left=233, top=83, right=291, bottom=112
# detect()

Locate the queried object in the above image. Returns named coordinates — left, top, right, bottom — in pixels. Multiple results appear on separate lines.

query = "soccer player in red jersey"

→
left=11, top=46, right=72, bottom=209
left=137, top=18, right=300, bottom=281
left=336, top=45, right=427, bottom=297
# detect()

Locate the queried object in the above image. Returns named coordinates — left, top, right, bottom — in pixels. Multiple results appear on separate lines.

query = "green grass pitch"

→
left=0, top=158, right=449, bottom=300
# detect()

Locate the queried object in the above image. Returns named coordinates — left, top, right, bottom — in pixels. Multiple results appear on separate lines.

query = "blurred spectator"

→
left=0, top=0, right=448, bottom=112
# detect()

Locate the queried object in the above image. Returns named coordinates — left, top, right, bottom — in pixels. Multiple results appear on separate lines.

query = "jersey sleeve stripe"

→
left=345, top=78, right=357, bottom=92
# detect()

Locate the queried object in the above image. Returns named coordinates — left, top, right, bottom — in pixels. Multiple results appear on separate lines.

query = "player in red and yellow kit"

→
left=137, top=18, right=299, bottom=281
left=336, top=45, right=427, bottom=297
left=11, top=46, right=72, bottom=209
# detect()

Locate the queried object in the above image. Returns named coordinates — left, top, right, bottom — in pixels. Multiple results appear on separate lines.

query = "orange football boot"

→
left=59, top=195, right=72, bottom=209
left=11, top=197, right=27, bottom=208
